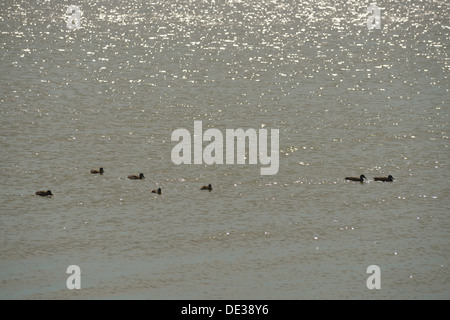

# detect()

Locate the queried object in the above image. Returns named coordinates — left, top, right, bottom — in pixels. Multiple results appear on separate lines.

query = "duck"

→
left=35, top=190, right=53, bottom=197
left=200, top=184, right=212, bottom=191
left=151, top=188, right=162, bottom=195
left=128, top=173, right=145, bottom=180
left=374, top=175, right=394, bottom=182
left=90, top=167, right=104, bottom=174
left=345, top=175, right=367, bottom=182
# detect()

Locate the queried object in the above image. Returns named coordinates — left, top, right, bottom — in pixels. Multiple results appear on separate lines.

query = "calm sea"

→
left=0, top=0, right=448, bottom=299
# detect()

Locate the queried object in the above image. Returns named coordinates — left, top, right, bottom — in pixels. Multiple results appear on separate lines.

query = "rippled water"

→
left=0, top=0, right=449, bottom=299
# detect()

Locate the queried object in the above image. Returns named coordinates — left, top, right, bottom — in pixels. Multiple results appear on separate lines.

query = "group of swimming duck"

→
left=34, top=167, right=213, bottom=197
left=345, top=174, right=395, bottom=182
left=34, top=168, right=394, bottom=197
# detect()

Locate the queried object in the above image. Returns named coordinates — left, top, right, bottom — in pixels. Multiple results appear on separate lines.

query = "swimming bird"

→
left=128, top=173, right=145, bottom=180
left=151, top=188, right=162, bottom=195
left=35, top=190, right=53, bottom=197
left=91, top=167, right=104, bottom=174
left=345, top=175, right=367, bottom=182
left=200, top=184, right=212, bottom=191
left=374, top=175, right=395, bottom=182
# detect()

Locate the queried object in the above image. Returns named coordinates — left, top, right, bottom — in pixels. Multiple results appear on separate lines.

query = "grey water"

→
left=0, top=0, right=448, bottom=299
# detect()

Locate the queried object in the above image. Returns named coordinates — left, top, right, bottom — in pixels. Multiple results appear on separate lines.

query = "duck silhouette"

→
left=128, top=173, right=145, bottom=180
left=91, top=168, right=104, bottom=174
left=374, top=175, right=394, bottom=182
left=151, top=188, right=162, bottom=195
left=35, top=190, right=53, bottom=197
left=200, top=184, right=212, bottom=191
left=345, top=175, right=367, bottom=182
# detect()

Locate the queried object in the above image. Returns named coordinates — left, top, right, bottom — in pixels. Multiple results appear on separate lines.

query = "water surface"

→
left=0, top=0, right=448, bottom=299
